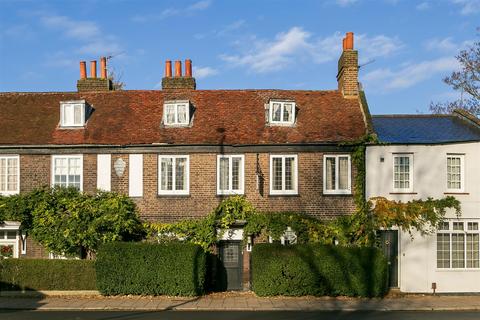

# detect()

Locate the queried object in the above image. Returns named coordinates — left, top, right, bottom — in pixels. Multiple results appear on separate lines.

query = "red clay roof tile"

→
left=0, top=90, right=367, bottom=146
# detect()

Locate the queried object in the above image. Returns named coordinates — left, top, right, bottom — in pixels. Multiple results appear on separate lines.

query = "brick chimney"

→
left=161, top=59, right=196, bottom=90
left=77, top=57, right=113, bottom=92
left=337, top=32, right=359, bottom=98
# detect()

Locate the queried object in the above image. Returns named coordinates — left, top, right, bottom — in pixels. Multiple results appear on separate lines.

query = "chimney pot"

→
left=342, top=38, right=347, bottom=51
left=100, top=57, right=107, bottom=79
left=165, top=60, right=172, bottom=77
left=174, top=60, right=182, bottom=77
left=345, top=32, right=354, bottom=50
left=79, top=61, right=87, bottom=79
left=185, top=59, right=192, bottom=77
left=90, top=60, right=97, bottom=78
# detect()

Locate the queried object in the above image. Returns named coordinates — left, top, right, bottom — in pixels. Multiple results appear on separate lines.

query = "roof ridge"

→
left=0, top=89, right=341, bottom=95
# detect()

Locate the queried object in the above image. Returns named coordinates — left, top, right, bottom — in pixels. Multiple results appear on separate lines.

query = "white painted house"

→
left=366, top=110, right=480, bottom=293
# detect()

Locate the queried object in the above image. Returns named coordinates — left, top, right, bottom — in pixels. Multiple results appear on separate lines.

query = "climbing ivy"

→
left=146, top=135, right=462, bottom=250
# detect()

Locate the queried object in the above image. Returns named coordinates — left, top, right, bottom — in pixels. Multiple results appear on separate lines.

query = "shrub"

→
left=0, top=259, right=96, bottom=291
left=95, top=242, right=206, bottom=296
left=252, top=243, right=388, bottom=297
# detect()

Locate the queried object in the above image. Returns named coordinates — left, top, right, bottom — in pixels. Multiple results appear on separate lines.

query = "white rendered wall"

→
left=366, top=142, right=480, bottom=293
left=97, top=154, right=111, bottom=191
left=128, top=154, right=143, bottom=197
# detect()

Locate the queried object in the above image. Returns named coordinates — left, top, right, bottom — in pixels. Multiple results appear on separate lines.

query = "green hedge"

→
left=0, top=259, right=96, bottom=291
left=95, top=242, right=206, bottom=296
left=252, top=243, right=388, bottom=297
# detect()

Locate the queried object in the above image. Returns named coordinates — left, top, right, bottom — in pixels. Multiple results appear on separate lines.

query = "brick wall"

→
left=18, top=151, right=357, bottom=222
left=337, top=50, right=359, bottom=98
left=76, top=78, right=112, bottom=92
left=111, top=152, right=357, bottom=222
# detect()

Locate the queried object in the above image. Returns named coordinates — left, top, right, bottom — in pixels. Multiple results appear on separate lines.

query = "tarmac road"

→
left=1, top=310, right=480, bottom=320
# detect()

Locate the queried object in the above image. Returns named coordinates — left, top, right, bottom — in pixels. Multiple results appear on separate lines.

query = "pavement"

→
left=0, top=291, right=480, bottom=311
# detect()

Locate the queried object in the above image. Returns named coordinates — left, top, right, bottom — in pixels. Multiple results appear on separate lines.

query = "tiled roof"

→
left=372, top=114, right=480, bottom=144
left=0, top=90, right=367, bottom=146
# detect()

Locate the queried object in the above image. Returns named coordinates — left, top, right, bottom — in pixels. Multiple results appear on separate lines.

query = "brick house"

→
left=0, top=33, right=371, bottom=289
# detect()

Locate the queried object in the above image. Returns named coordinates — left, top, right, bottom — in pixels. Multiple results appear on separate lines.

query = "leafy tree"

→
left=0, top=187, right=145, bottom=258
left=430, top=33, right=480, bottom=116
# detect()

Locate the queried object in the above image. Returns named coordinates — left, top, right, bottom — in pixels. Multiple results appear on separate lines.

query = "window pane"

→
left=232, top=157, right=241, bottom=191
left=0, top=159, right=5, bottom=191
left=6, top=231, right=16, bottom=239
left=437, top=233, right=450, bottom=268
left=467, top=234, right=479, bottom=268
left=272, top=158, right=283, bottom=190
left=452, top=233, right=465, bottom=268
left=468, top=222, right=479, bottom=231
left=74, top=104, right=82, bottom=125
left=160, top=158, right=173, bottom=190
left=63, top=104, right=74, bottom=125
left=7, top=158, right=18, bottom=191
left=453, top=222, right=464, bottom=231
left=438, top=222, right=449, bottom=230
left=285, top=157, right=295, bottom=191
left=165, top=105, right=175, bottom=124
left=394, top=156, right=410, bottom=189
left=219, top=158, right=229, bottom=191
left=283, top=104, right=293, bottom=122
left=325, top=157, right=335, bottom=190
left=272, top=103, right=281, bottom=122
left=338, top=157, right=349, bottom=190
left=177, top=104, right=188, bottom=124
left=175, top=158, right=187, bottom=191
left=447, top=156, right=462, bottom=190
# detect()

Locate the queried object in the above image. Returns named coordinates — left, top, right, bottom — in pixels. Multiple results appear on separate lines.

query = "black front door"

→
left=378, top=230, right=399, bottom=287
left=218, top=241, right=243, bottom=290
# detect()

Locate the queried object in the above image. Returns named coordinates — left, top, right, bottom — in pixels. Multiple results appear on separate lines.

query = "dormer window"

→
left=268, top=100, right=296, bottom=125
left=60, top=100, right=86, bottom=127
left=163, top=101, right=190, bottom=126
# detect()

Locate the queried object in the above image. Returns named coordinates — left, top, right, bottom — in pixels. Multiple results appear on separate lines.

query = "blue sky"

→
left=0, top=0, right=479, bottom=114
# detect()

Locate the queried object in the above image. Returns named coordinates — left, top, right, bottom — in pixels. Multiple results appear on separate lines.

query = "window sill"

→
left=435, top=268, right=480, bottom=272
left=323, top=191, right=352, bottom=196
left=444, top=192, right=469, bottom=195
left=57, top=126, right=86, bottom=130
left=389, top=192, right=418, bottom=195
left=216, top=192, right=245, bottom=197
left=157, top=194, right=191, bottom=198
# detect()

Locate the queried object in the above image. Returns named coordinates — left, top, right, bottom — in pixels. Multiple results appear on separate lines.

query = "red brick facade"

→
left=17, top=151, right=357, bottom=223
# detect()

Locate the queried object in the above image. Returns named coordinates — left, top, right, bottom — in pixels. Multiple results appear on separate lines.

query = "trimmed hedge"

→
left=95, top=242, right=206, bottom=296
left=252, top=243, right=388, bottom=297
left=0, top=259, right=96, bottom=291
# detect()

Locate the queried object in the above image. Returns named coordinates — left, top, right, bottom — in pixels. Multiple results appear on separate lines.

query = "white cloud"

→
left=187, top=0, right=212, bottom=11
left=39, top=13, right=123, bottom=57
left=362, top=57, right=459, bottom=91
left=451, top=0, right=480, bottom=15
left=335, top=0, right=358, bottom=7
left=132, top=0, right=212, bottom=23
left=221, top=27, right=312, bottom=73
left=193, top=66, right=218, bottom=79
left=416, top=2, right=430, bottom=10
left=221, top=28, right=402, bottom=73
left=425, top=37, right=474, bottom=52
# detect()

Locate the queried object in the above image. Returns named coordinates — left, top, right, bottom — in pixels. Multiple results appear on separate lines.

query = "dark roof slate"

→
left=0, top=90, right=367, bottom=146
left=372, top=114, right=480, bottom=144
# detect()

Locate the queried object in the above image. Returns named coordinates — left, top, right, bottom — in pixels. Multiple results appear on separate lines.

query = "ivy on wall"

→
left=147, top=135, right=462, bottom=250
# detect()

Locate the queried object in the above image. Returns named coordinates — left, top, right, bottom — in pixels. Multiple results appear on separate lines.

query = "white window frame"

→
left=60, top=100, right=86, bottom=127
left=163, top=100, right=190, bottom=126
left=0, top=225, right=20, bottom=259
left=158, top=155, right=190, bottom=195
left=446, top=154, right=465, bottom=193
left=0, top=155, right=20, bottom=196
left=323, top=154, right=352, bottom=195
left=392, top=154, right=414, bottom=193
left=437, top=220, right=480, bottom=270
left=51, top=155, right=83, bottom=191
left=269, top=155, right=298, bottom=195
left=216, top=155, right=245, bottom=195
left=268, top=100, right=296, bottom=125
